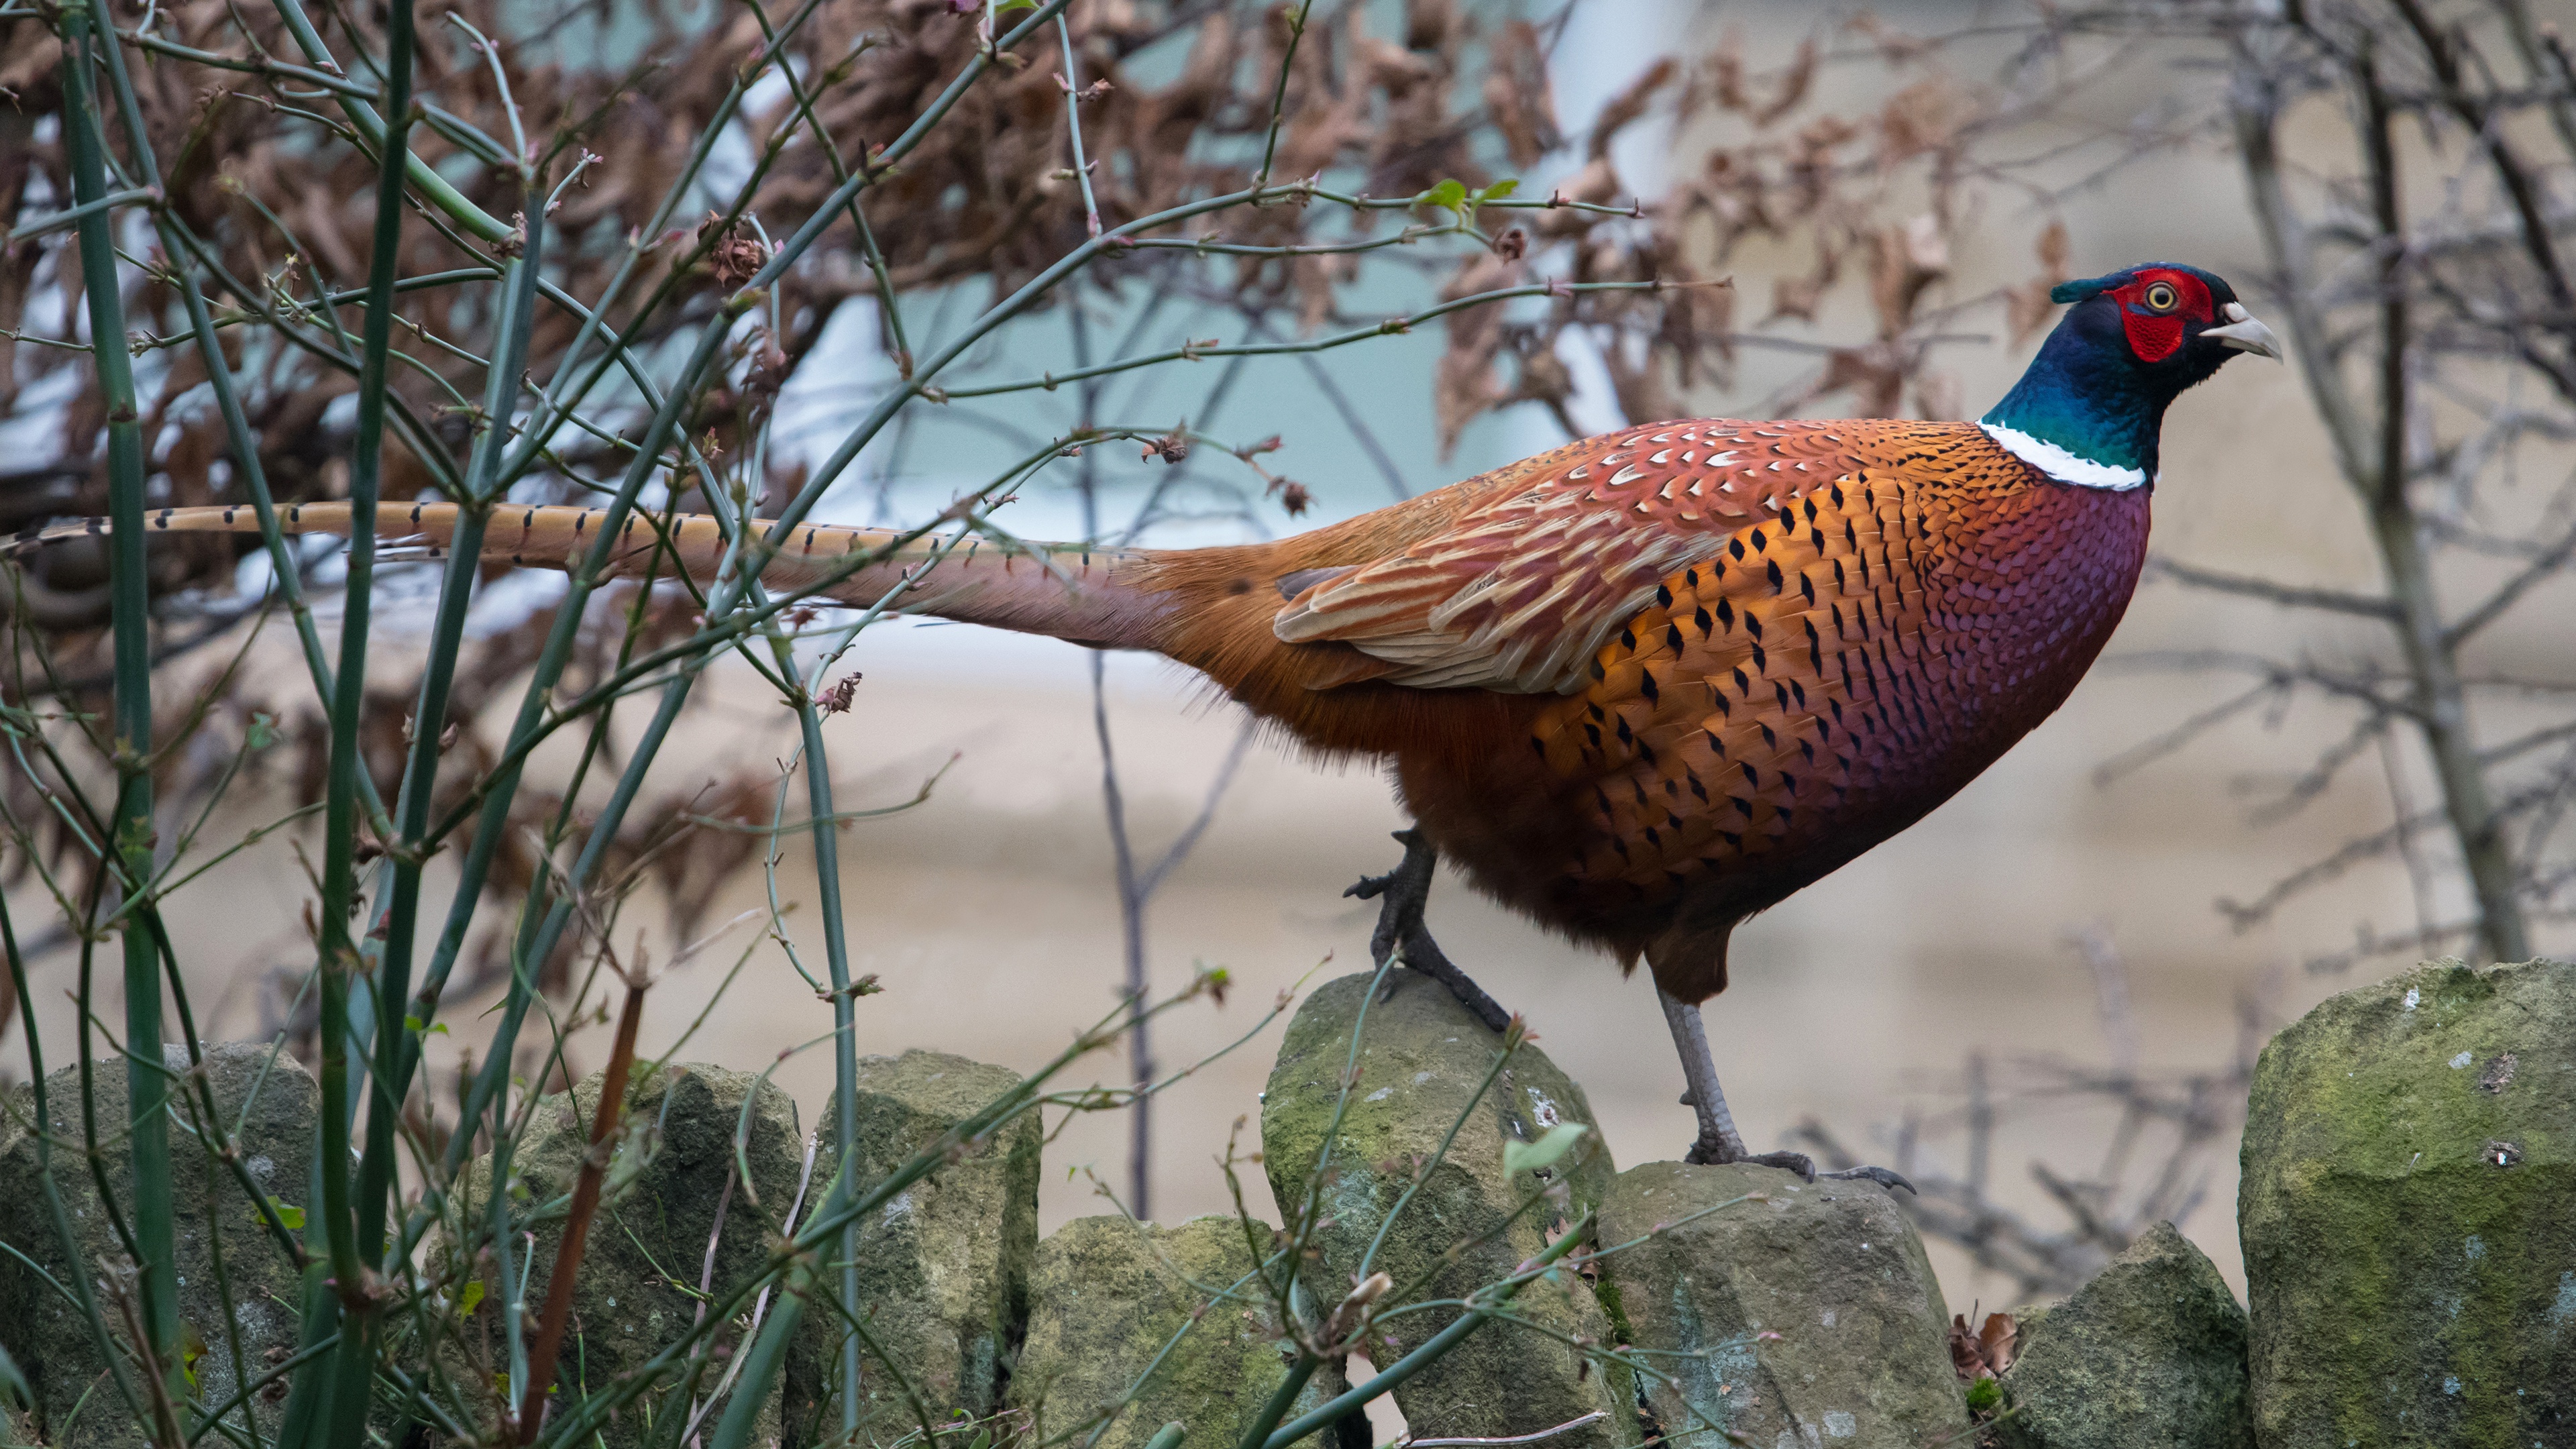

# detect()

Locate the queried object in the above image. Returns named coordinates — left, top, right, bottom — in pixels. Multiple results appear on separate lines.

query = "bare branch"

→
left=2145, top=556, right=2397, bottom=619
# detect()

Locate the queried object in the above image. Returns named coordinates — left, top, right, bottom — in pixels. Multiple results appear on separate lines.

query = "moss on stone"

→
left=2238, top=958, right=2575, bottom=1448
left=1595, top=1160, right=1965, bottom=1449
left=0, top=1043, right=317, bottom=1449
left=785, top=1049, right=1038, bottom=1446
left=1996, top=1222, right=2251, bottom=1449
left=1010, top=1214, right=1356, bottom=1449
left=451, top=1061, right=805, bottom=1449
left=1260, top=971, right=1638, bottom=1448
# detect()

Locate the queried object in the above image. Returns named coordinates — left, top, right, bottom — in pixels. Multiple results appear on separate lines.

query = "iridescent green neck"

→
left=1980, top=321, right=2167, bottom=490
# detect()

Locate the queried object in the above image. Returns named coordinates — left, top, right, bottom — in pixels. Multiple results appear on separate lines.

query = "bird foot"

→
left=1678, top=1138, right=1916, bottom=1194
left=1346, top=828, right=1513, bottom=1034
left=1682, top=1130, right=1732, bottom=1167
left=1819, top=1164, right=1919, bottom=1194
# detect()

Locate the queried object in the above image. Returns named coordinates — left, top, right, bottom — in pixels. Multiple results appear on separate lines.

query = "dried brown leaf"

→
left=1590, top=56, right=1676, bottom=161
left=1978, top=1311, right=2019, bottom=1373
left=1483, top=21, right=1561, bottom=168
left=1868, top=213, right=1949, bottom=336
left=2007, top=219, right=2074, bottom=347
left=1754, top=36, right=1817, bottom=127
left=1768, top=274, right=1825, bottom=325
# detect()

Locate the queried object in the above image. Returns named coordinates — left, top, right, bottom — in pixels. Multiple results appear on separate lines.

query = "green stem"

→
left=151, top=233, right=396, bottom=838
left=1250, top=0, right=1316, bottom=190
left=938, top=279, right=1648, bottom=400
left=1260, top=1214, right=1593, bottom=1449
left=359, top=211, right=543, bottom=1261
left=264, top=0, right=511, bottom=242
left=698, top=1165, right=847, bottom=1449
left=785, top=689, right=864, bottom=1434
left=1233, top=1354, right=1319, bottom=1449
left=60, top=5, right=183, bottom=1414
left=7, top=182, right=156, bottom=241
left=302, top=0, right=418, bottom=1437
left=421, top=313, right=745, bottom=1193
left=429, top=2, right=1078, bottom=1199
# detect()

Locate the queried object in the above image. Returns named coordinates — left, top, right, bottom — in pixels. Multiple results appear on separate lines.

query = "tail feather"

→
left=4, top=502, right=1173, bottom=649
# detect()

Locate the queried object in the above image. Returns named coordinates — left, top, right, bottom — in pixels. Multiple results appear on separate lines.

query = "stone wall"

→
left=0, top=958, right=2565, bottom=1448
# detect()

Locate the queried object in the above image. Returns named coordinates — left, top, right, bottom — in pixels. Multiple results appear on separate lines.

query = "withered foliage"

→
left=2, top=0, right=1548, bottom=614
left=1, top=1, right=2064, bottom=1057
left=0, top=0, right=1574, bottom=1013
left=1428, top=14, right=2072, bottom=453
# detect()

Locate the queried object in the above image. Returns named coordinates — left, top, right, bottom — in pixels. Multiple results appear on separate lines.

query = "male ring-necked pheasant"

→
left=13, top=262, right=2279, bottom=1171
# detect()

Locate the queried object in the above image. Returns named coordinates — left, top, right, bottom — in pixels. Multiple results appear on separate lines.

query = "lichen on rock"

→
left=784, top=1049, right=1038, bottom=1445
left=1997, top=1221, right=2251, bottom=1448
left=1594, top=1159, right=1964, bottom=1449
left=449, top=1060, right=805, bottom=1448
left=2238, top=957, right=2575, bottom=1448
left=0, top=1042, right=317, bottom=1449
left=1260, top=970, right=1637, bottom=1449
left=1010, top=1214, right=1354, bottom=1449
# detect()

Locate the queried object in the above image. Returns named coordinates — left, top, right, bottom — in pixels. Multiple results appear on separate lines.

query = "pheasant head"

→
left=1980, top=262, right=2284, bottom=490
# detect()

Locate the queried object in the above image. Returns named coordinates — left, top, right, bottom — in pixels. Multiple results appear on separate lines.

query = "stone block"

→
left=784, top=1049, right=1038, bottom=1445
left=1996, top=1221, right=2251, bottom=1448
left=2238, top=957, right=2575, bottom=1448
left=0, top=1042, right=316, bottom=1449
left=1010, top=1214, right=1357, bottom=1449
left=455, top=1061, right=805, bottom=1448
left=1594, top=1160, right=1965, bottom=1449
left=1260, top=971, right=1637, bottom=1448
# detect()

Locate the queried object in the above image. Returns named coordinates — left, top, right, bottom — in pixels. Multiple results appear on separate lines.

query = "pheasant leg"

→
left=1346, top=828, right=1512, bottom=1033
left=1658, top=986, right=1917, bottom=1193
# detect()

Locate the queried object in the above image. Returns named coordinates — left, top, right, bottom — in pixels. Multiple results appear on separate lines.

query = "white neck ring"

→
left=1980, top=421, right=2151, bottom=491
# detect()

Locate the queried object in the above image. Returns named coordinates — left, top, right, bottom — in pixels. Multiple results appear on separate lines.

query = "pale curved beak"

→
left=2203, top=301, right=2283, bottom=361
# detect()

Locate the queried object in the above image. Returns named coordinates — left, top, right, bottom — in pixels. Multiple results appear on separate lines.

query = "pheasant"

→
left=11, top=262, right=2278, bottom=1171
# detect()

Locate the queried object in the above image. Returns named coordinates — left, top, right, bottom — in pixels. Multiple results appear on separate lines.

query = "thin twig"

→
left=515, top=967, right=649, bottom=1442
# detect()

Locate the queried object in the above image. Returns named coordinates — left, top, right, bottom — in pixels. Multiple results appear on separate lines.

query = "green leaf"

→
left=458, top=1280, right=486, bottom=1318
left=179, top=1322, right=207, bottom=1391
left=256, top=1195, right=306, bottom=1230
left=1964, top=1375, right=2002, bottom=1413
left=1502, top=1122, right=1589, bottom=1179
left=0, top=1341, right=28, bottom=1411
left=1424, top=178, right=1468, bottom=212
left=246, top=711, right=277, bottom=750
left=1476, top=178, right=1520, bottom=205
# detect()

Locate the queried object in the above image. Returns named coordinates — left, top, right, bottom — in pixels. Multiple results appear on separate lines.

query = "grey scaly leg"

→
left=1657, top=985, right=1916, bottom=1193
left=1659, top=985, right=1748, bottom=1164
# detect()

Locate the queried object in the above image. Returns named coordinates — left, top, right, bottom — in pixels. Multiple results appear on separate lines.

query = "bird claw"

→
left=1819, top=1164, right=1918, bottom=1195
left=1737, top=1149, right=1819, bottom=1179
left=1349, top=828, right=1513, bottom=1034
left=1676, top=1144, right=1915, bottom=1195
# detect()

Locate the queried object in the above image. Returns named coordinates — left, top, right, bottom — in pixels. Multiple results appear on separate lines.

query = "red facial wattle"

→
left=2113, top=269, right=2212, bottom=364
left=2123, top=308, right=2185, bottom=363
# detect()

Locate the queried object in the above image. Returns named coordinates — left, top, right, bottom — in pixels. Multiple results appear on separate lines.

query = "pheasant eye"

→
left=2143, top=281, right=2179, bottom=312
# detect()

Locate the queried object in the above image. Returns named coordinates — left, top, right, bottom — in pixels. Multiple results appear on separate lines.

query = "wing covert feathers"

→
left=1271, top=420, right=1888, bottom=694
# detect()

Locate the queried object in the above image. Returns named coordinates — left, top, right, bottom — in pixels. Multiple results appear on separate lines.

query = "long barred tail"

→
left=3, top=502, right=1173, bottom=649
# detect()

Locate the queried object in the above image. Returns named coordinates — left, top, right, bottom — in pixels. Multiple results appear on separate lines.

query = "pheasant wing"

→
left=1271, top=421, right=1872, bottom=694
